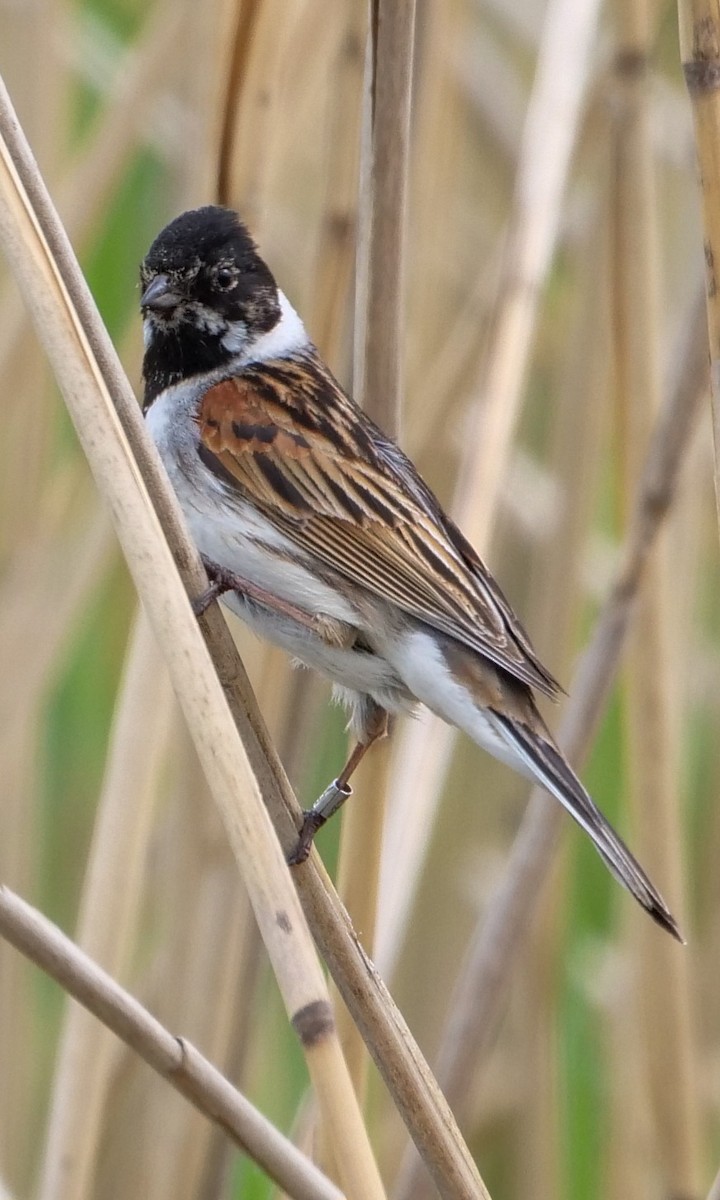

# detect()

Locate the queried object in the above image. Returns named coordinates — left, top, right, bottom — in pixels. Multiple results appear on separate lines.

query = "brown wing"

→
left=196, top=367, right=561, bottom=698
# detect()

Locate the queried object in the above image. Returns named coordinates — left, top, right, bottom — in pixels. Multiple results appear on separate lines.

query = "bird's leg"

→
left=286, top=741, right=369, bottom=866
left=287, top=708, right=389, bottom=866
left=194, top=555, right=318, bottom=630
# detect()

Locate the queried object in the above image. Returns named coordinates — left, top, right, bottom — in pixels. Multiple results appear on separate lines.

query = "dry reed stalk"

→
left=273, top=1098, right=324, bottom=1200
left=0, top=480, right=113, bottom=732
left=0, top=0, right=179, bottom=693
left=0, top=484, right=114, bottom=1188
left=130, top=261, right=492, bottom=1195
left=314, top=38, right=364, bottom=360
left=455, top=18, right=528, bottom=162
left=215, top=0, right=262, bottom=210
left=0, top=0, right=68, bottom=579
left=625, top=238, right=702, bottom=1185
left=357, top=0, right=415, bottom=435
left=101, top=760, right=263, bottom=1198
left=194, top=924, right=266, bottom=1197
left=394, top=286, right=709, bottom=1198
left=0, top=721, right=34, bottom=1189
left=122, top=7, right=285, bottom=1190
left=310, top=4, right=366, bottom=369
left=0, top=346, right=51, bottom=557
left=222, top=609, right=298, bottom=758
left=175, top=0, right=238, bottom=204
left=0, top=0, right=66, bottom=178
left=515, top=909, right=562, bottom=1200
left=679, top=0, right=720, bottom=538
left=333, top=737, right=392, bottom=1099
left=611, top=4, right=699, bottom=1192
left=376, top=0, right=601, bottom=986
left=708, top=1163, right=720, bottom=1200
left=134, top=726, right=259, bottom=1200
left=668, top=418, right=708, bottom=719
left=38, top=611, right=173, bottom=1200
left=528, top=209, right=612, bottom=684
left=120, top=8, right=277, bottom=1189
left=333, top=0, right=416, bottom=1108
left=270, top=669, right=329, bottom=797
left=508, top=224, right=612, bottom=1200
left=363, top=0, right=467, bottom=986
left=213, top=0, right=333, bottom=816
left=452, top=0, right=601, bottom=550
left=604, top=963, right=656, bottom=1199
left=406, top=0, right=475, bottom=368
left=253, top=643, right=310, bottom=747
left=0, top=71, right=491, bottom=1200
left=392, top=9, right=500, bottom=481
left=403, top=269, right=494, bottom=464
left=393, top=194, right=613, bottom=1200
left=0, top=78, right=386, bottom=1200
left=0, top=0, right=183, bottom=376
left=0, top=886, right=344, bottom=1200
left=216, top=0, right=295, bottom=223
left=401, top=1, right=506, bottom=468
left=374, top=711, right=454, bottom=980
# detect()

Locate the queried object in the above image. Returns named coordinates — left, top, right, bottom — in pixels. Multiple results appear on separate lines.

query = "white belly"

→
left=146, top=378, right=359, bottom=624
left=145, top=380, right=407, bottom=706
left=219, top=588, right=403, bottom=698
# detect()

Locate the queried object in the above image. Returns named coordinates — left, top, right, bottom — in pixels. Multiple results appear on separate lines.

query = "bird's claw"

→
left=287, top=779, right=352, bottom=865
left=193, top=558, right=247, bottom=616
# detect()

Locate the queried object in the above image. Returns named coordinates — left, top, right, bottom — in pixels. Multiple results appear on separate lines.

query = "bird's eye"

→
left=215, top=267, right=237, bottom=290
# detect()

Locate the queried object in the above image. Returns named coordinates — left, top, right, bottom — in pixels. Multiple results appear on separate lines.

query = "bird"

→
left=139, top=204, right=680, bottom=941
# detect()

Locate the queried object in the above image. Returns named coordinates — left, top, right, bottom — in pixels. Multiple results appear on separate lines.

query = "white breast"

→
left=144, top=375, right=360, bottom=627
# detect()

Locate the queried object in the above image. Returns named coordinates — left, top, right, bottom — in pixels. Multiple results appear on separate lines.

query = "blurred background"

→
left=0, top=0, right=716, bottom=1197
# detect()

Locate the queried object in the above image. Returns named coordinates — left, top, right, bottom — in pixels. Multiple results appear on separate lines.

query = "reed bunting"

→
left=140, top=206, right=679, bottom=940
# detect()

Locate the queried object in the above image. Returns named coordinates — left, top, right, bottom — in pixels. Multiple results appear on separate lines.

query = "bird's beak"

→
left=140, top=274, right=182, bottom=310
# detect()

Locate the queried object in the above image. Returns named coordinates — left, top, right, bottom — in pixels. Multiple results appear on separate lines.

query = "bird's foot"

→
left=287, top=778, right=353, bottom=865
left=193, top=557, right=245, bottom=616
left=193, top=556, right=323, bottom=632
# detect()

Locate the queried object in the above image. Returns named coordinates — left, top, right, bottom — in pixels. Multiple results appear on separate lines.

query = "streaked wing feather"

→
left=197, top=369, right=561, bottom=697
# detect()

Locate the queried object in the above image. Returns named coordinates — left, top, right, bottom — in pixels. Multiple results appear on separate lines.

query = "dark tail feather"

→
left=492, top=713, right=683, bottom=942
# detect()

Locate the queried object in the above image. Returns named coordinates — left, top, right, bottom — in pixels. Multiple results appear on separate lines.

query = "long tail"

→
left=491, top=712, right=683, bottom=941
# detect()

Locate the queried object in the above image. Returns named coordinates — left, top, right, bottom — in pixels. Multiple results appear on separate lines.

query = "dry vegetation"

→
left=0, top=0, right=718, bottom=1197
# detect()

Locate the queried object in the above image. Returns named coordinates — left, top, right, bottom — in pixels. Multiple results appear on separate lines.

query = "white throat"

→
left=228, top=290, right=309, bottom=363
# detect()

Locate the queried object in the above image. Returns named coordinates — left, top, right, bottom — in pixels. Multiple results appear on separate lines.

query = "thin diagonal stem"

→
left=0, top=68, right=488, bottom=1200
left=394, top=287, right=707, bottom=1198
left=0, top=886, right=344, bottom=1200
left=0, top=73, right=385, bottom=1200
left=334, top=0, right=416, bottom=1109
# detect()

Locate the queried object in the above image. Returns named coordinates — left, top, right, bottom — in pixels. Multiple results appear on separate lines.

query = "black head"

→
left=140, top=206, right=280, bottom=405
